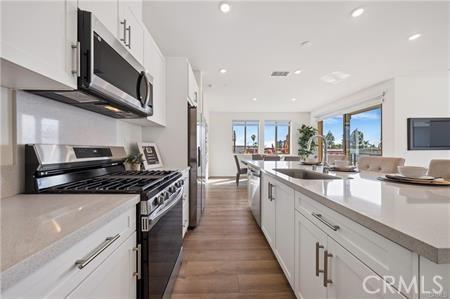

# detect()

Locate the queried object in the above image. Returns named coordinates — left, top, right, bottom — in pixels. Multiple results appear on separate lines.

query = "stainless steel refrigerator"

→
left=188, top=104, right=206, bottom=228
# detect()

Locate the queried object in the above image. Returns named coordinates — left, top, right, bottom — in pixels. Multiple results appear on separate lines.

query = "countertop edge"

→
left=256, top=165, right=449, bottom=264
left=1, top=194, right=140, bottom=291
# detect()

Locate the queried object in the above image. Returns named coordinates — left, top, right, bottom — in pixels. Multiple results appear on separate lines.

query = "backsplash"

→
left=0, top=88, right=143, bottom=198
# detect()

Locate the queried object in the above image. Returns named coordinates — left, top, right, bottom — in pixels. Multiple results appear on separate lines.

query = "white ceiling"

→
left=142, top=1, right=448, bottom=113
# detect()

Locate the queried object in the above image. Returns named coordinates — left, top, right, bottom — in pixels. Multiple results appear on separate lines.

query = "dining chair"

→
left=284, top=156, right=301, bottom=161
left=357, top=156, right=405, bottom=173
left=427, top=159, right=450, bottom=179
left=252, top=154, right=264, bottom=160
left=264, top=155, right=281, bottom=161
left=234, top=155, right=248, bottom=186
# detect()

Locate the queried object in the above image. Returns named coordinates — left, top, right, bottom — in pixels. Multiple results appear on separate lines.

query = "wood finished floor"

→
left=171, top=178, right=295, bottom=299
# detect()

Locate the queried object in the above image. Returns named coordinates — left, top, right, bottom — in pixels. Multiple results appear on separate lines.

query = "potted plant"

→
left=297, top=124, right=318, bottom=161
left=124, top=153, right=143, bottom=171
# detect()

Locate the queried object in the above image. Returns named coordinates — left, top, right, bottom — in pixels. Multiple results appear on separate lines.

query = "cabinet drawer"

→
left=3, top=207, right=136, bottom=299
left=295, top=191, right=417, bottom=297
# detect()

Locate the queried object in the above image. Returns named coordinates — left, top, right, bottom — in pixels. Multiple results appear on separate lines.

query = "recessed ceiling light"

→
left=219, top=2, right=231, bottom=14
left=291, top=98, right=297, bottom=102
left=252, top=98, right=257, bottom=101
left=408, top=33, right=421, bottom=41
left=219, top=68, right=227, bottom=74
left=300, top=41, right=312, bottom=48
left=351, top=7, right=365, bottom=18
left=294, top=69, right=302, bottom=75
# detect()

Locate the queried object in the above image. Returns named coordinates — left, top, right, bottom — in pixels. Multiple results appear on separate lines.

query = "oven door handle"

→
left=148, top=187, right=184, bottom=229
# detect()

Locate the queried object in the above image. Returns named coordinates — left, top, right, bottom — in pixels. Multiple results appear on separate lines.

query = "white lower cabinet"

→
left=295, top=211, right=328, bottom=299
left=261, top=174, right=276, bottom=250
left=295, top=211, right=405, bottom=299
left=274, top=180, right=295, bottom=286
left=67, top=233, right=137, bottom=299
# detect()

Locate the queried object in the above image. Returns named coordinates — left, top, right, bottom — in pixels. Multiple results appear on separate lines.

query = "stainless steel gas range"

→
left=25, top=144, right=184, bottom=299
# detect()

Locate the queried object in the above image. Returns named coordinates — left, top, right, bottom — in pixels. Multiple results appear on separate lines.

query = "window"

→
left=264, top=121, right=291, bottom=154
left=323, top=115, right=344, bottom=155
left=232, top=121, right=259, bottom=154
left=319, top=105, right=382, bottom=161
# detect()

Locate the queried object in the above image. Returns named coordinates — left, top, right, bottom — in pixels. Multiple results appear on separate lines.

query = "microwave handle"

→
left=137, top=72, right=151, bottom=108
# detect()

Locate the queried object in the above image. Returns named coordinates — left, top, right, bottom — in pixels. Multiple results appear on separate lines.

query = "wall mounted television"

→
left=407, top=118, right=450, bottom=150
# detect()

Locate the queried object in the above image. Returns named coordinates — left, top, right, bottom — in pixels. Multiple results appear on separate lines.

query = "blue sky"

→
left=323, top=108, right=381, bottom=145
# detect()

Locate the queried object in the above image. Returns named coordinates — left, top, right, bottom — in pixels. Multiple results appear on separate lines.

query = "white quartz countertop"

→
left=1, top=193, right=140, bottom=289
left=244, top=160, right=450, bottom=264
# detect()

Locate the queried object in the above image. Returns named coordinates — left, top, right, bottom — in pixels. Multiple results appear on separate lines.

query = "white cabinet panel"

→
left=327, top=237, right=406, bottom=299
left=143, top=30, right=166, bottom=126
left=67, top=233, right=137, bottom=299
left=274, top=180, right=295, bottom=286
left=78, top=0, right=119, bottom=37
left=1, top=0, right=77, bottom=89
left=420, top=257, right=450, bottom=299
left=261, top=174, right=276, bottom=250
left=118, top=2, right=144, bottom=64
left=295, top=211, right=328, bottom=299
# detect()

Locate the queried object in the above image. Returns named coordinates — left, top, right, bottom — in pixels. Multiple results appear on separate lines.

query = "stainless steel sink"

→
left=273, top=168, right=342, bottom=180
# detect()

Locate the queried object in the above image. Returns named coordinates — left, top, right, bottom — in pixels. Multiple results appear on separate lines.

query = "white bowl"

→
left=397, top=166, right=428, bottom=178
left=334, top=160, right=350, bottom=168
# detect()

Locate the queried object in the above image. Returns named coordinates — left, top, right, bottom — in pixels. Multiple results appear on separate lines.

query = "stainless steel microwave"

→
left=29, top=9, right=153, bottom=118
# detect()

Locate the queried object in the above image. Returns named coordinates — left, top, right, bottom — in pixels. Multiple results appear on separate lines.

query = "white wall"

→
left=141, top=57, right=189, bottom=169
left=311, top=73, right=450, bottom=167
left=393, top=75, right=450, bottom=166
left=209, top=111, right=310, bottom=177
left=0, top=88, right=143, bottom=198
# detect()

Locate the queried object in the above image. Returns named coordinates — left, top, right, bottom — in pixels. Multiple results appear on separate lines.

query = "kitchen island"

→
left=244, top=160, right=450, bottom=299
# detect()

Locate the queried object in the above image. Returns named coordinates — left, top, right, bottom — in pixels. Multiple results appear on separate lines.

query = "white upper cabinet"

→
left=0, top=0, right=78, bottom=90
left=118, top=1, right=144, bottom=64
left=77, top=0, right=118, bottom=36
left=142, top=31, right=166, bottom=126
left=187, top=63, right=199, bottom=106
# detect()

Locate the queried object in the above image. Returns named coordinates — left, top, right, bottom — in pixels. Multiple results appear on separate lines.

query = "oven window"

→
left=93, top=32, right=140, bottom=99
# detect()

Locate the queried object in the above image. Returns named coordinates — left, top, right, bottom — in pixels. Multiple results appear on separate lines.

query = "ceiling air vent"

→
left=271, top=71, right=290, bottom=77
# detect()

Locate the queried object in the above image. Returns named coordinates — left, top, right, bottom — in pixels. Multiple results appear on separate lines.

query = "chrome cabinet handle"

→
left=268, top=182, right=272, bottom=201
left=312, top=213, right=340, bottom=231
left=75, top=234, right=120, bottom=269
left=71, top=42, right=80, bottom=76
left=133, top=244, right=141, bottom=279
left=323, top=250, right=333, bottom=287
left=268, top=183, right=275, bottom=201
left=126, top=25, right=131, bottom=49
left=315, top=242, right=324, bottom=276
left=120, top=19, right=127, bottom=44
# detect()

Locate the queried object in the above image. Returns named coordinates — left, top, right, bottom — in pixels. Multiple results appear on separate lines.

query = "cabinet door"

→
left=66, top=233, right=137, bottom=299
left=1, top=0, right=77, bottom=89
left=261, top=174, right=276, bottom=250
left=327, top=237, right=406, bottom=299
left=295, top=211, right=328, bottom=299
left=143, top=31, right=166, bottom=126
left=118, top=2, right=144, bottom=64
left=274, top=180, right=295, bottom=286
left=78, top=0, right=118, bottom=37
left=420, top=257, right=449, bottom=299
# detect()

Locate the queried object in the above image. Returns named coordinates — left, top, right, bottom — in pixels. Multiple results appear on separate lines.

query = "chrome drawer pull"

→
left=312, top=213, right=340, bottom=231
left=75, top=234, right=120, bottom=269
left=323, top=250, right=333, bottom=287
left=315, top=242, right=324, bottom=276
left=133, top=244, right=142, bottom=279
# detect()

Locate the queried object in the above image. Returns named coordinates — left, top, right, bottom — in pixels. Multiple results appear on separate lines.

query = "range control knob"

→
left=157, top=194, right=165, bottom=205
left=168, top=186, right=177, bottom=193
left=175, top=181, right=183, bottom=188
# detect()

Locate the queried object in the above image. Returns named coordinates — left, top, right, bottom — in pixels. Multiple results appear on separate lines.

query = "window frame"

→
left=263, top=120, right=291, bottom=155
left=318, top=104, right=383, bottom=160
left=232, top=120, right=260, bottom=154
